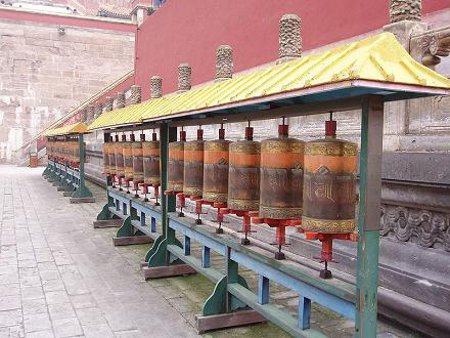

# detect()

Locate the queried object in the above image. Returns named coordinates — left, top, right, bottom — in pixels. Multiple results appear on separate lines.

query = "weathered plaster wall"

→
left=0, top=15, right=135, bottom=163
left=135, top=0, right=449, bottom=98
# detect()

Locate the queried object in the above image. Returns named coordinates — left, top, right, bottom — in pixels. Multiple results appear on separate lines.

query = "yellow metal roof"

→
left=88, top=32, right=450, bottom=131
left=45, top=122, right=88, bottom=137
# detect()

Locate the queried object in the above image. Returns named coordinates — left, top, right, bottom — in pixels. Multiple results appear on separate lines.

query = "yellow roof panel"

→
left=88, top=32, right=450, bottom=131
left=45, top=122, right=88, bottom=137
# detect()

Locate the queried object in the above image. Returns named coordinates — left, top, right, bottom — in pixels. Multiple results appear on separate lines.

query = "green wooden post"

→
left=355, top=95, right=384, bottom=337
left=71, top=133, right=94, bottom=201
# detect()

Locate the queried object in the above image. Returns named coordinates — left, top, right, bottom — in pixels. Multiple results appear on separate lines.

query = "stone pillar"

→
left=115, top=92, right=126, bottom=109
left=278, top=14, right=302, bottom=63
left=150, top=76, right=162, bottom=99
left=104, top=96, right=114, bottom=112
left=178, top=63, right=192, bottom=93
left=80, top=108, right=87, bottom=122
left=215, top=45, right=233, bottom=82
left=86, top=104, right=95, bottom=122
left=382, top=0, right=427, bottom=148
left=128, top=85, right=142, bottom=105
left=94, top=103, right=103, bottom=119
left=384, top=0, right=426, bottom=53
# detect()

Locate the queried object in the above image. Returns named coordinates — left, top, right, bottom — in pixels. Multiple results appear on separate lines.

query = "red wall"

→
left=135, top=0, right=450, bottom=99
left=0, top=7, right=136, bottom=32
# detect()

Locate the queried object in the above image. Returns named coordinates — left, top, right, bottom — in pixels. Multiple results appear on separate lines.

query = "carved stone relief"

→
left=381, top=204, right=450, bottom=252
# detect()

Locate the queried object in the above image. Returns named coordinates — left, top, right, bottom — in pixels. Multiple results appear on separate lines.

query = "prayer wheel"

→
left=132, top=134, right=144, bottom=184
left=203, top=125, right=230, bottom=204
left=108, top=136, right=116, bottom=178
left=183, top=128, right=204, bottom=199
left=168, top=130, right=186, bottom=193
left=302, top=117, right=358, bottom=234
left=73, top=139, right=80, bottom=168
left=143, top=132, right=160, bottom=186
left=115, top=135, right=125, bottom=181
left=123, top=135, right=133, bottom=182
left=228, top=126, right=261, bottom=212
left=259, top=123, right=304, bottom=220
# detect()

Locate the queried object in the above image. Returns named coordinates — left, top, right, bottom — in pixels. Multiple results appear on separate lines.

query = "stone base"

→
left=93, top=219, right=123, bottom=229
left=142, top=264, right=196, bottom=280
left=195, top=310, right=266, bottom=334
left=112, top=235, right=152, bottom=246
left=69, top=197, right=96, bottom=204
left=57, top=186, right=71, bottom=192
left=62, top=191, right=74, bottom=197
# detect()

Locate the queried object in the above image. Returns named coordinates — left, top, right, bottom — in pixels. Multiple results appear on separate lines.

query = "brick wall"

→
left=0, top=17, right=135, bottom=163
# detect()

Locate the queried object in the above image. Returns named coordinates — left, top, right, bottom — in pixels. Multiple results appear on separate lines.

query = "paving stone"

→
left=47, top=303, right=76, bottom=321
left=42, top=280, right=65, bottom=293
left=22, top=298, right=47, bottom=315
left=24, top=313, right=52, bottom=333
left=52, top=317, right=83, bottom=338
left=45, top=291, right=70, bottom=305
left=21, top=287, right=44, bottom=300
left=26, top=330, right=55, bottom=338
left=75, top=307, right=107, bottom=326
left=0, top=295, right=21, bottom=311
left=0, top=309, right=22, bottom=328
left=82, top=324, right=114, bottom=338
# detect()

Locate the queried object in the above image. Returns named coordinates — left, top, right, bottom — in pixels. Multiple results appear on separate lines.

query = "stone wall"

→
left=0, top=17, right=135, bottom=163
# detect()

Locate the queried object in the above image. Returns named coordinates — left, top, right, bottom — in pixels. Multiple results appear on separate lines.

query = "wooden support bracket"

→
left=142, top=264, right=196, bottom=280
left=195, top=310, right=266, bottom=333
left=112, top=235, right=152, bottom=246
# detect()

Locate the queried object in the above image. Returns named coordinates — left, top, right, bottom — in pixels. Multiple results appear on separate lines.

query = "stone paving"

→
left=0, top=166, right=422, bottom=338
left=0, top=166, right=201, bottom=338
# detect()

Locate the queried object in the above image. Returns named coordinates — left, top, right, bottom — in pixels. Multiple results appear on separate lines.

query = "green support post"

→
left=355, top=95, right=384, bottom=337
left=144, top=124, right=193, bottom=280
left=70, top=133, right=95, bottom=203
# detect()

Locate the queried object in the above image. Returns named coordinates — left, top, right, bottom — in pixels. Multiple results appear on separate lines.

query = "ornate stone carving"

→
left=215, top=45, right=233, bottom=82
left=104, top=96, right=114, bottom=112
left=279, top=14, right=302, bottom=61
left=115, top=92, right=126, bottom=109
left=128, top=85, right=142, bottom=105
left=420, top=28, right=450, bottom=68
left=389, top=0, right=422, bottom=23
left=150, top=76, right=162, bottom=98
left=94, top=103, right=103, bottom=118
left=380, top=204, right=450, bottom=252
left=178, top=63, right=191, bottom=92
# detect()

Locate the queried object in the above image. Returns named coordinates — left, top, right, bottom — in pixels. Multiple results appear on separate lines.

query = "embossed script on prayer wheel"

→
left=123, top=136, right=133, bottom=180
left=302, top=119, right=358, bottom=234
left=108, top=136, right=116, bottom=176
left=203, top=127, right=230, bottom=203
left=259, top=124, right=304, bottom=221
left=168, top=130, right=185, bottom=192
left=143, top=132, right=160, bottom=186
left=183, top=128, right=204, bottom=198
left=132, top=135, right=144, bottom=182
left=228, top=127, right=261, bottom=211
left=115, top=135, right=125, bottom=178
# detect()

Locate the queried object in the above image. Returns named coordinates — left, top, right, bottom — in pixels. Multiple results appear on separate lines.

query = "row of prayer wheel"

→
left=104, top=117, right=357, bottom=235
left=103, top=133, right=160, bottom=189
left=47, top=139, right=80, bottom=168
